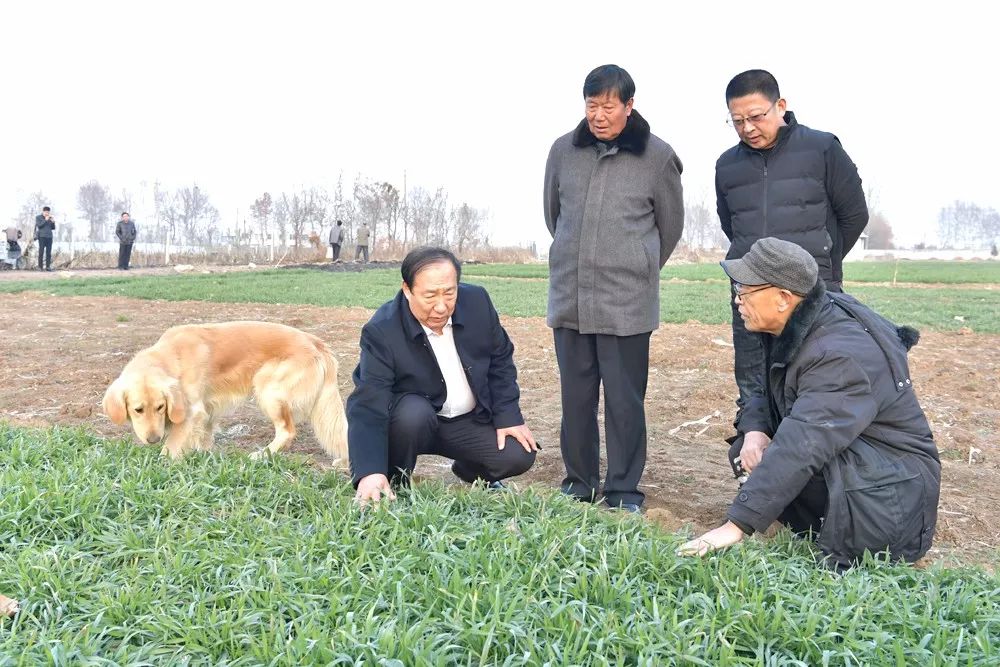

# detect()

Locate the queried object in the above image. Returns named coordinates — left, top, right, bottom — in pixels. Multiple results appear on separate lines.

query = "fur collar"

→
left=571, top=109, right=651, bottom=154
left=770, top=280, right=827, bottom=366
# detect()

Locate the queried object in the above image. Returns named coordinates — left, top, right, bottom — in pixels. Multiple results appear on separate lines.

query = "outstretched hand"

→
left=677, top=521, right=746, bottom=557
left=354, top=473, right=396, bottom=507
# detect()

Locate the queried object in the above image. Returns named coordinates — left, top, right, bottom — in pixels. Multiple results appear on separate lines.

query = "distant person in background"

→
left=329, top=219, right=344, bottom=262
left=115, top=212, right=137, bottom=270
left=355, top=222, right=370, bottom=263
left=34, top=206, right=56, bottom=271
left=5, top=225, right=22, bottom=251
left=715, top=69, right=868, bottom=426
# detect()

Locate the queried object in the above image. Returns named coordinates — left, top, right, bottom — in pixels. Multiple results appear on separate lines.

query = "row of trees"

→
left=938, top=201, right=1000, bottom=249
left=13, top=181, right=998, bottom=254
left=242, top=175, right=489, bottom=254
left=10, top=174, right=491, bottom=255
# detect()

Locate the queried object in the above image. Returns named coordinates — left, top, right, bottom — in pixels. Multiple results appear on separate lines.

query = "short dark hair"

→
left=336, top=219, right=343, bottom=225
left=583, top=64, right=635, bottom=103
left=42, top=206, right=51, bottom=212
left=725, top=69, right=780, bottom=103
left=121, top=211, right=129, bottom=216
left=401, top=246, right=461, bottom=287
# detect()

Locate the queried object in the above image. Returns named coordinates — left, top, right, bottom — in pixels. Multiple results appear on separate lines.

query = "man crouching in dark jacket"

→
left=679, top=237, right=940, bottom=569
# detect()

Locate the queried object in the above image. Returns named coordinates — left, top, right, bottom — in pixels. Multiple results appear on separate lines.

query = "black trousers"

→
left=385, top=394, right=535, bottom=486
left=37, top=238, right=52, bottom=270
left=727, top=435, right=828, bottom=537
left=355, top=245, right=368, bottom=262
left=118, top=243, right=134, bottom=269
left=330, top=243, right=341, bottom=261
left=553, top=327, right=651, bottom=507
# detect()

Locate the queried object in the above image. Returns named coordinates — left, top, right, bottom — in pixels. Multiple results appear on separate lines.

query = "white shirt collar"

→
left=420, top=317, right=454, bottom=337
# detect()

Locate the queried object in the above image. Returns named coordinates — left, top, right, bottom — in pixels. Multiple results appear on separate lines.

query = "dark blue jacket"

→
left=346, top=283, right=524, bottom=484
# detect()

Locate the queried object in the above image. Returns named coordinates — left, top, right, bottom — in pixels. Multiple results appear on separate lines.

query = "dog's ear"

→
left=164, top=380, right=187, bottom=424
left=102, top=378, right=129, bottom=425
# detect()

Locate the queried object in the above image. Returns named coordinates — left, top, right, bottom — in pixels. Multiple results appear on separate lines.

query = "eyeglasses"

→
left=726, top=102, right=777, bottom=128
left=732, top=283, right=772, bottom=299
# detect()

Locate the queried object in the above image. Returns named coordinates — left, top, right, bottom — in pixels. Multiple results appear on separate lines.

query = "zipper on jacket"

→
left=762, top=159, right=768, bottom=237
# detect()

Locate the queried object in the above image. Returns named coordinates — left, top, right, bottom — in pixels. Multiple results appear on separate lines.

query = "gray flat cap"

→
left=720, top=237, right=819, bottom=296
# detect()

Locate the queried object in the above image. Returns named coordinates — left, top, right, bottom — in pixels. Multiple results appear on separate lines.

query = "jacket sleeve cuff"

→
left=735, top=397, right=771, bottom=435
left=727, top=498, right=772, bottom=535
left=350, top=458, right=388, bottom=488
left=492, top=408, right=524, bottom=430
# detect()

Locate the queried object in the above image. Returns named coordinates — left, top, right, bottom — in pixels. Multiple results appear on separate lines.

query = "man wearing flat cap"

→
left=680, top=238, right=940, bottom=569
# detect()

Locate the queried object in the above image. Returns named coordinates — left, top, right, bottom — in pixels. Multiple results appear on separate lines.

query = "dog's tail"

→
left=311, top=347, right=349, bottom=462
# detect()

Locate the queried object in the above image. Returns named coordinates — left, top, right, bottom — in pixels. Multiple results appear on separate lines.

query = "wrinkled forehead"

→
left=585, top=90, right=625, bottom=106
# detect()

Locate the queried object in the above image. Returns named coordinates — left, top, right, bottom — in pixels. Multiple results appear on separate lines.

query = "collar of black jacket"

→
left=770, top=279, right=827, bottom=366
left=738, top=110, right=799, bottom=155
left=571, top=109, right=651, bottom=155
left=398, top=285, right=468, bottom=340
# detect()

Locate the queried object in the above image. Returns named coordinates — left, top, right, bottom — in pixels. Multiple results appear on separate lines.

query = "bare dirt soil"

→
left=1, top=287, right=997, bottom=567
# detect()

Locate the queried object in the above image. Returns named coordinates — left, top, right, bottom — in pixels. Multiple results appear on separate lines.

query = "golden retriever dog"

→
left=102, top=321, right=347, bottom=461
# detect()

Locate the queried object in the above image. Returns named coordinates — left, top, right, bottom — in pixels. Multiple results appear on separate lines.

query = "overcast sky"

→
left=3, top=1, right=997, bottom=249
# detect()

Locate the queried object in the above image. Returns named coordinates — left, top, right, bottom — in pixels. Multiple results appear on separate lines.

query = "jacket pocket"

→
left=843, top=462, right=923, bottom=557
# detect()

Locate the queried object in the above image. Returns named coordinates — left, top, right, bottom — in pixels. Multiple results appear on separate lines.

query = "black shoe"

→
left=606, top=501, right=642, bottom=514
left=45, top=267, right=53, bottom=272
left=560, top=485, right=597, bottom=503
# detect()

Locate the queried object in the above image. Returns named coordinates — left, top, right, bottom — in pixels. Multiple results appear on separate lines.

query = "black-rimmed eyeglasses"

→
left=732, top=283, right=772, bottom=299
left=726, top=102, right=777, bottom=128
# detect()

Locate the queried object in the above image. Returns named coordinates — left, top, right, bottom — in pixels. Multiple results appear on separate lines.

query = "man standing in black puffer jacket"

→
left=716, top=69, right=869, bottom=425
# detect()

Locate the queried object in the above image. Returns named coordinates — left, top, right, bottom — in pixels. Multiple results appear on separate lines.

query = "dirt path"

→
left=1, top=292, right=997, bottom=566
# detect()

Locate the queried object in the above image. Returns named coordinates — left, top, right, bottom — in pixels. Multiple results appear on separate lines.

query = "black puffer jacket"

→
left=716, top=112, right=868, bottom=284
left=730, top=282, right=940, bottom=568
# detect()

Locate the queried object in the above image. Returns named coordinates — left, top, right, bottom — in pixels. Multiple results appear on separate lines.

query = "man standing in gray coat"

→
left=329, top=219, right=344, bottom=262
left=355, top=222, right=371, bottom=263
left=115, top=212, right=137, bottom=270
left=544, top=64, right=684, bottom=511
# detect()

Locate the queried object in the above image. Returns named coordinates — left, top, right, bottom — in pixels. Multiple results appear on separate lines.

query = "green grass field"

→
left=2, top=425, right=998, bottom=664
left=3, top=262, right=998, bottom=332
left=462, top=259, right=1000, bottom=285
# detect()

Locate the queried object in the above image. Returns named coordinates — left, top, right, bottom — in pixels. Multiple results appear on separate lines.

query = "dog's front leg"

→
left=161, top=421, right=192, bottom=460
left=161, top=403, right=208, bottom=459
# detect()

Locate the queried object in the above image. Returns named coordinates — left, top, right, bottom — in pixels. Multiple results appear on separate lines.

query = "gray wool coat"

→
left=544, top=110, right=684, bottom=336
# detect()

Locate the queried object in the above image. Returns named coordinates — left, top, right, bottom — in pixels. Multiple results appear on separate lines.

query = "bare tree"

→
left=354, top=179, right=386, bottom=246
left=380, top=183, right=401, bottom=241
left=273, top=197, right=289, bottom=248
left=280, top=188, right=325, bottom=249
left=407, top=186, right=449, bottom=246
left=680, top=195, right=728, bottom=250
left=863, top=186, right=894, bottom=249
left=175, top=184, right=218, bottom=244
left=938, top=200, right=1000, bottom=248
left=450, top=202, right=486, bottom=254
left=250, top=192, right=273, bottom=246
left=77, top=180, right=113, bottom=241
left=112, top=188, right=134, bottom=219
